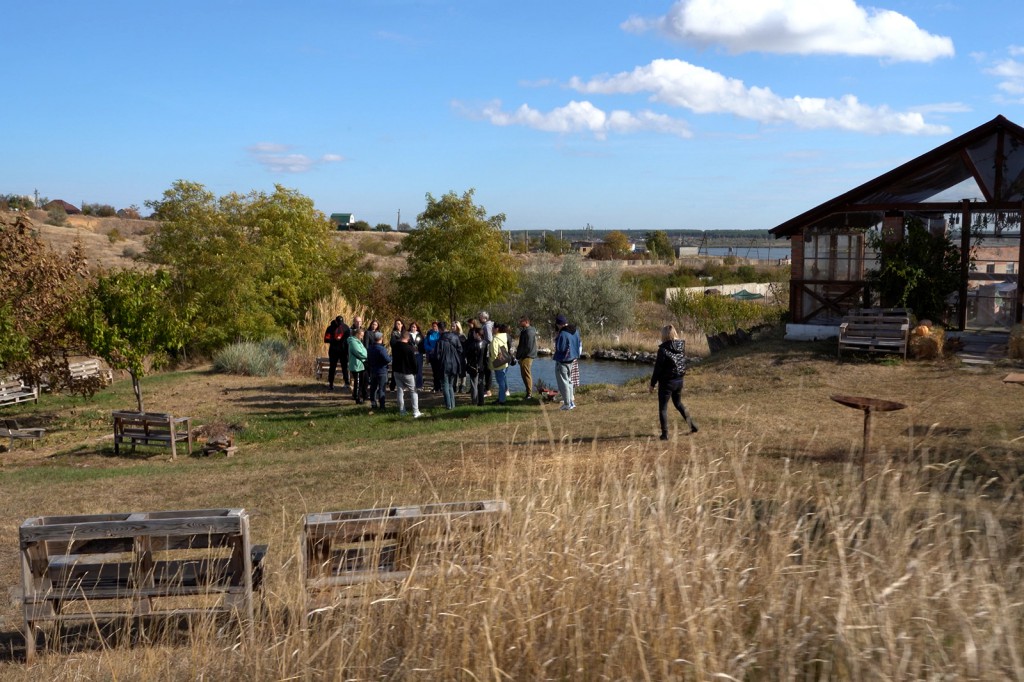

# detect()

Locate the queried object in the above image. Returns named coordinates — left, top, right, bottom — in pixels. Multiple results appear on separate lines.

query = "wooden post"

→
left=959, top=199, right=972, bottom=330
left=1017, top=201, right=1024, bottom=324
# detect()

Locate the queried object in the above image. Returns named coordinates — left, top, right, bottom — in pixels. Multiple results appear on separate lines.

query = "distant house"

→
left=571, top=240, right=600, bottom=256
left=330, top=213, right=354, bottom=230
left=43, top=199, right=81, bottom=215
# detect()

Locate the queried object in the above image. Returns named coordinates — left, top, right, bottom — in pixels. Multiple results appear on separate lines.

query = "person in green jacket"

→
left=348, top=328, right=368, bottom=404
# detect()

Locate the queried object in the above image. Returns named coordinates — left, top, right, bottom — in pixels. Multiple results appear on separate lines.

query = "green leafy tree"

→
left=73, top=270, right=190, bottom=412
left=645, top=230, right=675, bottom=260
left=542, top=232, right=571, bottom=255
left=0, top=215, right=90, bottom=392
left=145, top=180, right=350, bottom=351
left=374, top=222, right=392, bottom=232
left=603, top=230, right=631, bottom=258
left=399, top=189, right=516, bottom=322
left=349, top=220, right=371, bottom=231
left=867, top=218, right=964, bottom=322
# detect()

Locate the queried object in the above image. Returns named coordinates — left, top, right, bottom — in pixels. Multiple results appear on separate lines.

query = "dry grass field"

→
left=1, top=332, right=1023, bottom=679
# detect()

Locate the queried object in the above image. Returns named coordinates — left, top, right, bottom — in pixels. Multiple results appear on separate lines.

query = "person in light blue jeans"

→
left=553, top=314, right=581, bottom=410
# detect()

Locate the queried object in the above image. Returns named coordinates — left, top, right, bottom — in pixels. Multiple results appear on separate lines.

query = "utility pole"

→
left=34, top=189, right=40, bottom=207
left=396, top=209, right=401, bottom=231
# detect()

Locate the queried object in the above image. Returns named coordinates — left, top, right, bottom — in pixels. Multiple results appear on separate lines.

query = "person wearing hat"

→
left=553, top=314, right=581, bottom=410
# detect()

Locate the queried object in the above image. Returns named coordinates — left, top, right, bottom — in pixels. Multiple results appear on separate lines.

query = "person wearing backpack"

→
left=324, top=315, right=350, bottom=391
left=488, top=323, right=512, bottom=406
left=649, top=324, right=699, bottom=440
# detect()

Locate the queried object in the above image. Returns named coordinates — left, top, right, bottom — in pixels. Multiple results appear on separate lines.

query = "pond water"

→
left=502, top=358, right=651, bottom=393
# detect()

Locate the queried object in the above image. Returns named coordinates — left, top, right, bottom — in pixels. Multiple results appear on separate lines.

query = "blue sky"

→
left=4, top=1, right=1022, bottom=231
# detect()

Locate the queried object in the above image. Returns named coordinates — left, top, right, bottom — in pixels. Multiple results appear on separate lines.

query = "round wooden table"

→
left=830, top=394, right=908, bottom=477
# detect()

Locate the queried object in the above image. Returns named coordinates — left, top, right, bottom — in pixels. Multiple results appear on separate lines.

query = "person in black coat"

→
left=463, top=327, right=488, bottom=406
left=649, top=324, right=698, bottom=440
left=325, top=316, right=350, bottom=390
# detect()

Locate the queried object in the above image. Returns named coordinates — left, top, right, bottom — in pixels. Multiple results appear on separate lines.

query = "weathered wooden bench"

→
left=838, top=309, right=911, bottom=359
left=314, top=357, right=331, bottom=381
left=0, top=376, right=38, bottom=408
left=3, top=419, right=45, bottom=449
left=301, top=499, right=508, bottom=623
left=69, top=359, right=113, bottom=385
left=112, top=411, right=193, bottom=458
left=20, top=508, right=268, bottom=663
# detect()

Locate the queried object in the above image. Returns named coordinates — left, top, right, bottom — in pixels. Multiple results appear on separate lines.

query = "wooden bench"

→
left=69, top=359, right=113, bottom=386
left=301, top=499, right=508, bottom=623
left=3, top=419, right=45, bottom=449
left=314, top=357, right=331, bottom=381
left=838, top=309, right=911, bottom=359
left=112, top=411, right=193, bottom=458
left=20, top=508, right=268, bottom=663
left=0, top=376, right=38, bottom=408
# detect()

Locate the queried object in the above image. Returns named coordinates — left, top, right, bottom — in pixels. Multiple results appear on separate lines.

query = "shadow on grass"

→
left=0, top=612, right=237, bottom=663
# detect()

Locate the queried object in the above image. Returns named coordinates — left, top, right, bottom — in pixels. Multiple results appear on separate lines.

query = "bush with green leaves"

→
left=46, top=205, right=68, bottom=226
left=668, top=291, right=784, bottom=335
left=213, top=339, right=290, bottom=376
left=867, top=218, right=963, bottom=323
left=498, top=255, right=636, bottom=333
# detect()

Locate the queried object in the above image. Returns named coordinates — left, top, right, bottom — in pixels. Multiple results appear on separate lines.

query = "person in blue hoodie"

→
left=649, top=324, right=698, bottom=440
left=422, top=321, right=442, bottom=393
left=553, top=314, right=581, bottom=410
left=366, top=330, right=392, bottom=410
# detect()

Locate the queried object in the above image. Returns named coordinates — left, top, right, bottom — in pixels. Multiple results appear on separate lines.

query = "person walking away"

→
left=366, top=331, right=392, bottom=410
left=488, top=323, right=512, bottom=406
left=649, top=324, right=698, bottom=440
left=436, top=322, right=464, bottom=410
left=423, top=321, right=442, bottom=392
left=347, top=329, right=368, bottom=404
left=408, top=322, right=424, bottom=389
left=392, top=330, right=421, bottom=417
left=464, top=326, right=487, bottom=406
left=516, top=315, right=538, bottom=399
left=388, top=319, right=404, bottom=391
left=553, top=314, right=581, bottom=410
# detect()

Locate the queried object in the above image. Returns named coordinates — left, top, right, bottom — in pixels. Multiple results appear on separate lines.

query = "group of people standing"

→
left=324, top=312, right=582, bottom=413
left=324, top=313, right=700, bottom=438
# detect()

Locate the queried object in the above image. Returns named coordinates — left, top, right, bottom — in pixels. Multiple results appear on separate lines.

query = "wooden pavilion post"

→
left=1017, top=200, right=1024, bottom=324
left=959, top=199, right=972, bottom=330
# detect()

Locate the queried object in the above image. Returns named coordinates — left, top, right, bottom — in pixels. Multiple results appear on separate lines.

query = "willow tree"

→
left=399, top=189, right=516, bottom=322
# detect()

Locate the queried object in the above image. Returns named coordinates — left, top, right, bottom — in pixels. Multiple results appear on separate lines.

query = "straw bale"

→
left=1010, top=324, right=1024, bottom=360
left=910, top=326, right=944, bottom=360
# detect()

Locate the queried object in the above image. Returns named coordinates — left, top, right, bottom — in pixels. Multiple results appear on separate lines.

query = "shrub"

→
left=107, top=228, right=122, bottom=243
left=668, top=290, right=784, bottom=335
left=213, top=339, right=290, bottom=376
left=46, top=206, right=68, bottom=226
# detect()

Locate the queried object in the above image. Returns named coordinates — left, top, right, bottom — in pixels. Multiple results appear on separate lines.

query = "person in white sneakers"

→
left=553, top=314, right=581, bottom=410
left=391, top=330, right=422, bottom=417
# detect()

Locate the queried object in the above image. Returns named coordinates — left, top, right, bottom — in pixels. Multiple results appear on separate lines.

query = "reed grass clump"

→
left=34, top=436, right=1019, bottom=680
left=289, top=290, right=363, bottom=375
left=212, top=338, right=289, bottom=376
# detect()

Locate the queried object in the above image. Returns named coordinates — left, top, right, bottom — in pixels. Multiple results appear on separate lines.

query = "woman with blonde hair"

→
left=649, top=324, right=698, bottom=440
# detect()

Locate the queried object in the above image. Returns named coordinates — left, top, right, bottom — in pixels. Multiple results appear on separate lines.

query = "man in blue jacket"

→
left=553, top=314, right=581, bottom=410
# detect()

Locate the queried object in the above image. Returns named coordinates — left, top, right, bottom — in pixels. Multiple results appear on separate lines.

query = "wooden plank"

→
left=20, top=515, right=243, bottom=544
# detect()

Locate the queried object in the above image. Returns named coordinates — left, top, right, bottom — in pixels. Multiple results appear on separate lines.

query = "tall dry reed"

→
left=288, top=290, right=363, bottom=376
left=20, top=434, right=1021, bottom=680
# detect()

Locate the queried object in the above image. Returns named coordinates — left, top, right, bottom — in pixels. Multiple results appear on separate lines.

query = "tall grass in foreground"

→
left=289, top=290, right=363, bottom=375
left=20, top=437, right=1024, bottom=680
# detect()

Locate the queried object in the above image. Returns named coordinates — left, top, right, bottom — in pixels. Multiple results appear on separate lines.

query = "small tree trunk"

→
left=131, top=372, right=144, bottom=413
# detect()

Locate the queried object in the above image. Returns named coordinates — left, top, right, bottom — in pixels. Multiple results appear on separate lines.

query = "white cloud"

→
left=570, top=58, right=950, bottom=135
left=987, top=54, right=1024, bottom=97
left=623, top=0, right=954, bottom=62
left=476, top=100, right=693, bottom=139
left=247, top=143, right=344, bottom=173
